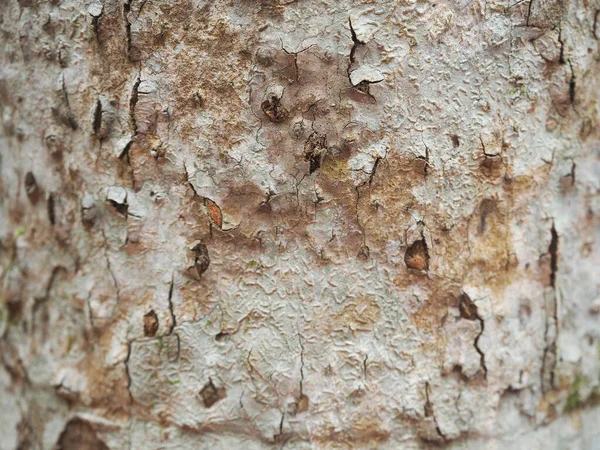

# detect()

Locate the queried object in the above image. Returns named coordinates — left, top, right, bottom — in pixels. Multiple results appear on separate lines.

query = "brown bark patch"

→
left=405, top=239, right=430, bottom=271
left=313, top=414, right=390, bottom=448
left=328, top=296, right=381, bottom=335
left=143, top=310, right=159, bottom=337
left=261, top=95, right=288, bottom=123
left=24, top=171, right=41, bottom=204
left=190, top=241, right=210, bottom=278
left=409, top=291, right=457, bottom=333
left=56, top=418, right=109, bottom=450
left=204, top=198, right=223, bottom=229
left=295, top=394, right=309, bottom=414
left=459, top=294, right=479, bottom=321
left=200, top=378, right=226, bottom=408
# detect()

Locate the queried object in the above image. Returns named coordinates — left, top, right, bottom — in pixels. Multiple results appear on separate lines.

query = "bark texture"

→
left=1, top=0, right=600, bottom=448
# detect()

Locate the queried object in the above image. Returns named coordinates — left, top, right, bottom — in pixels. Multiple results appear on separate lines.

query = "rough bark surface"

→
left=1, top=0, right=600, bottom=448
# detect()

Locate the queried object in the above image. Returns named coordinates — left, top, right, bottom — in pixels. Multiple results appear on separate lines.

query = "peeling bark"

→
left=1, top=0, right=600, bottom=448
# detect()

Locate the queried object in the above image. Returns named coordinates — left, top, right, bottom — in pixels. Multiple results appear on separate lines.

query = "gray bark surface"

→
left=1, top=0, right=600, bottom=448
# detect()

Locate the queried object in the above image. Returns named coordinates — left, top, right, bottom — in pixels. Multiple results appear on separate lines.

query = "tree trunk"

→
left=1, top=0, right=600, bottom=448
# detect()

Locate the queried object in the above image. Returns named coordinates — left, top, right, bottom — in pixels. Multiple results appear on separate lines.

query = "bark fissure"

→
left=368, top=156, right=381, bottom=185
left=417, top=141, right=430, bottom=176
left=124, top=339, right=134, bottom=405
left=91, top=12, right=101, bottom=41
left=558, top=24, right=566, bottom=64
left=526, top=0, right=534, bottom=27
left=549, top=223, right=559, bottom=289
left=347, top=18, right=362, bottom=76
left=93, top=98, right=103, bottom=138
left=298, top=337, right=305, bottom=398
left=425, top=382, right=445, bottom=440
left=479, top=136, right=500, bottom=158
left=459, top=294, right=487, bottom=378
left=167, top=272, right=176, bottom=335
left=541, top=223, right=559, bottom=393
left=124, top=0, right=133, bottom=60
left=129, top=73, right=141, bottom=136
left=60, top=74, right=79, bottom=130
left=568, top=59, right=576, bottom=105
left=347, top=16, right=377, bottom=97
left=3, top=1, right=600, bottom=446
left=47, top=193, right=56, bottom=225
left=281, top=44, right=313, bottom=83
left=474, top=318, right=487, bottom=379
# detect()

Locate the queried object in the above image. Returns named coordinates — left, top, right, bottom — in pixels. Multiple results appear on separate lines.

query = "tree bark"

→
left=1, top=0, right=600, bottom=448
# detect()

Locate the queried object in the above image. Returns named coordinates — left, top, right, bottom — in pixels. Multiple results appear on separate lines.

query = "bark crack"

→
left=167, top=272, right=176, bottom=335
left=60, top=74, right=79, bottom=130
left=274, top=411, right=286, bottom=443
left=417, top=138, right=430, bottom=175
left=124, top=0, right=133, bottom=59
left=424, top=382, right=444, bottom=439
left=474, top=316, right=487, bottom=379
left=353, top=152, right=386, bottom=249
left=120, top=72, right=141, bottom=162
left=280, top=42, right=314, bottom=83
left=459, top=294, right=487, bottom=379
left=541, top=222, right=559, bottom=393
left=91, top=10, right=101, bottom=41
left=124, top=337, right=136, bottom=450
left=526, top=0, right=534, bottom=27
left=479, top=136, right=500, bottom=158
left=549, top=223, right=558, bottom=289
left=298, top=336, right=305, bottom=398
left=129, top=72, right=141, bottom=136
left=93, top=98, right=103, bottom=138
left=124, top=339, right=134, bottom=405
left=346, top=17, right=380, bottom=98
left=558, top=24, right=566, bottom=64
left=347, top=18, right=363, bottom=77
left=567, top=59, right=576, bottom=105
left=368, top=156, right=381, bottom=185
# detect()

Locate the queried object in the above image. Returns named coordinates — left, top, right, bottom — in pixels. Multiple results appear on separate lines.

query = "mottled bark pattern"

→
left=1, top=0, right=600, bottom=449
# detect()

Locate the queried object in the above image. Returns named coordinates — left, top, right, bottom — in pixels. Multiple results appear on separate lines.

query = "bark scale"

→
left=1, top=0, right=600, bottom=448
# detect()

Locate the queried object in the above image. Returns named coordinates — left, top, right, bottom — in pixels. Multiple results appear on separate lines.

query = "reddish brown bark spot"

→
left=204, top=198, right=223, bottom=228
left=404, top=239, right=429, bottom=271
left=143, top=310, right=159, bottom=337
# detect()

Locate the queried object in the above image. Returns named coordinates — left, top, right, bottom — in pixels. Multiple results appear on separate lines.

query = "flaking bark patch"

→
left=204, top=198, right=223, bottom=229
left=459, top=294, right=479, bottom=321
left=24, top=171, right=40, bottom=204
left=56, top=418, right=109, bottom=450
left=261, top=95, right=287, bottom=123
left=143, top=310, right=159, bottom=337
left=2, top=0, right=600, bottom=446
left=404, top=239, right=430, bottom=271
left=200, top=378, right=226, bottom=408
left=191, top=241, right=210, bottom=277
left=304, top=133, right=328, bottom=175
